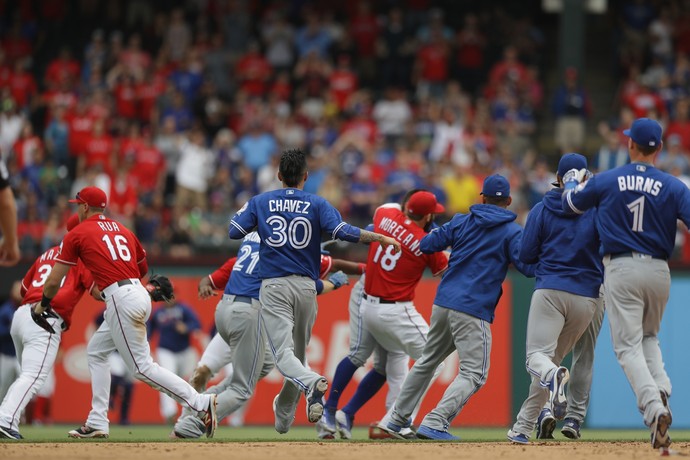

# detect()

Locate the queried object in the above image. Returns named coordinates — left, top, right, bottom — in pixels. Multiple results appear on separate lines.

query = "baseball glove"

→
left=31, top=304, right=59, bottom=334
left=146, top=274, right=175, bottom=302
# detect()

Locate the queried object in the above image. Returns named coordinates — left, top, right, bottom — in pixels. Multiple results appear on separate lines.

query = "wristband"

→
left=315, top=279, right=324, bottom=295
left=41, top=293, right=53, bottom=309
left=357, top=263, right=366, bottom=275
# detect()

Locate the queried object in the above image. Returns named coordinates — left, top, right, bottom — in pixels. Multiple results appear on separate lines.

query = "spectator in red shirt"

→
left=45, top=47, right=81, bottom=89
left=136, top=69, right=166, bottom=123
left=119, top=123, right=144, bottom=164
left=294, top=51, right=332, bottom=99
left=454, top=14, right=485, bottom=95
left=329, top=55, right=358, bottom=111
left=666, top=99, right=690, bottom=151
left=119, top=33, right=151, bottom=75
left=236, top=42, right=272, bottom=97
left=8, top=59, right=37, bottom=109
left=12, top=122, right=43, bottom=172
left=67, top=102, right=96, bottom=158
left=269, top=71, right=292, bottom=102
left=78, top=119, right=115, bottom=177
left=109, top=166, right=139, bottom=228
left=414, top=30, right=450, bottom=100
left=623, top=76, right=666, bottom=118
left=130, top=129, right=165, bottom=199
left=112, top=73, right=139, bottom=120
left=41, top=81, right=78, bottom=124
left=488, top=46, right=527, bottom=95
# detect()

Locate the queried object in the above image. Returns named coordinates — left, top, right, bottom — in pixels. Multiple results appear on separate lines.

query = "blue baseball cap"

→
left=623, top=118, right=662, bottom=148
left=553, top=153, right=588, bottom=186
left=480, top=174, right=510, bottom=198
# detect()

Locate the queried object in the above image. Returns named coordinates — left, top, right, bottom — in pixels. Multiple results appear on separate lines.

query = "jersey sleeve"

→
left=508, top=228, right=536, bottom=277
left=562, top=176, right=600, bottom=215
left=55, top=231, right=79, bottom=266
left=319, top=198, right=361, bottom=243
left=519, top=204, right=543, bottom=264
left=229, top=198, right=257, bottom=239
left=319, top=255, right=333, bottom=279
left=209, top=257, right=237, bottom=289
left=676, top=183, right=690, bottom=228
left=21, top=259, right=38, bottom=297
left=420, top=217, right=455, bottom=253
left=426, top=251, right=449, bottom=276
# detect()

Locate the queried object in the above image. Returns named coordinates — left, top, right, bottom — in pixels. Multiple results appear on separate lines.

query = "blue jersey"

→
left=229, top=188, right=361, bottom=280
left=563, top=162, right=690, bottom=258
left=521, top=189, right=603, bottom=298
left=0, top=300, right=16, bottom=356
left=420, top=204, right=535, bottom=323
left=225, top=232, right=262, bottom=298
left=147, top=302, right=201, bottom=352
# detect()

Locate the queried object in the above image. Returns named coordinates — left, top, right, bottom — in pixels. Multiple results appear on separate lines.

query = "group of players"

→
left=0, top=117, right=683, bottom=452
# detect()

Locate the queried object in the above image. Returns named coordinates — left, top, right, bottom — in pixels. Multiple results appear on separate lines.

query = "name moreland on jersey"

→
left=378, top=216, right=423, bottom=256
left=268, top=199, right=311, bottom=214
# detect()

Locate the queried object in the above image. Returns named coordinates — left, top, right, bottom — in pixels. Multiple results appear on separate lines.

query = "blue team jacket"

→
left=520, top=189, right=603, bottom=298
left=147, top=303, right=201, bottom=352
left=420, top=204, right=535, bottom=323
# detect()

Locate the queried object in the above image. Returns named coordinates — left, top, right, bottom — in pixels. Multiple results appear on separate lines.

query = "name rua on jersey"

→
left=617, top=175, right=663, bottom=196
left=379, top=216, right=423, bottom=256
left=269, top=199, right=311, bottom=214
left=97, top=221, right=122, bottom=232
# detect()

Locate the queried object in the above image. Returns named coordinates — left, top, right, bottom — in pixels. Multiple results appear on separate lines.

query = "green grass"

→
left=4, top=425, right=690, bottom=443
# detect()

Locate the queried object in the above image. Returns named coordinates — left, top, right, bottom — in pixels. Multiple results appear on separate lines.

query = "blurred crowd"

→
left=4, top=0, right=690, bottom=261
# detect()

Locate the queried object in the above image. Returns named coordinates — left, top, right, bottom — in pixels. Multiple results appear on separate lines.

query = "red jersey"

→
left=208, top=257, right=237, bottom=289
left=319, top=255, right=333, bottom=280
left=135, top=79, right=165, bottom=122
left=21, top=245, right=94, bottom=328
left=364, top=206, right=448, bottom=301
left=67, top=112, right=95, bottom=156
left=329, top=70, right=358, bottom=109
left=83, top=134, right=114, bottom=174
left=13, top=135, right=42, bottom=170
left=45, top=59, right=80, bottom=87
left=56, top=214, right=147, bottom=289
left=131, top=145, right=165, bottom=192
left=417, top=44, right=449, bottom=82
left=9, top=71, right=37, bottom=107
left=113, top=83, right=138, bottom=119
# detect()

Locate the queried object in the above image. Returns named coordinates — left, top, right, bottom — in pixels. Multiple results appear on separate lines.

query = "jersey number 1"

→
left=102, top=235, right=132, bottom=261
left=627, top=196, right=645, bottom=232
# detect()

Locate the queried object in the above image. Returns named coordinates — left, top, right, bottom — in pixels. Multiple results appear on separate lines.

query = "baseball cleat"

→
left=67, top=425, right=109, bottom=438
left=548, top=367, right=570, bottom=420
left=400, top=426, right=418, bottom=439
left=272, top=394, right=295, bottom=434
left=651, top=412, right=672, bottom=449
left=203, top=394, right=218, bottom=438
left=536, top=408, right=556, bottom=439
left=321, top=407, right=337, bottom=434
left=660, top=391, right=672, bottom=425
left=507, top=429, right=529, bottom=444
left=335, top=409, right=354, bottom=439
left=561, top=418, right=581, bottom=440
left=0, top=425, right=23, bottom=440
left=306, top=378, right=328, bottom=423
left=381, top=418, right=412, bottom=440
left=416, top=425, right=459, bottom=441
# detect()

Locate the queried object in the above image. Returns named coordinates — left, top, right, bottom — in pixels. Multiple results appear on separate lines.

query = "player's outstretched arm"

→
left=358, top=230, right=401, bottom=253
left=331, top=258, right=366, bottom=276
left=198, top=276, right=216, bottom=300
left=37, top=262, right=71, bottom=314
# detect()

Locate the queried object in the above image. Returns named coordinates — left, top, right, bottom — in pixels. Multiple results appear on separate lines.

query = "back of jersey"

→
left=365, top=206, right=447, bottom=302
left=58, top=214, right=145, bottom=289
left=593, top=163, right=690, bottom=258
left=225, top=231, right=262, bottom=298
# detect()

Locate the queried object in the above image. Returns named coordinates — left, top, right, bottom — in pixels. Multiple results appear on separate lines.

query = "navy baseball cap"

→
left=480, top=174, right=510, bottom=197
left=623, top=118, right=662, bottom=148
left=552, top=153, right=588, bottom=186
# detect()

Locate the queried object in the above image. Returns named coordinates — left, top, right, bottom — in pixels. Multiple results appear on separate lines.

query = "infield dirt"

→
left=1, top=441, right=687, bottom=460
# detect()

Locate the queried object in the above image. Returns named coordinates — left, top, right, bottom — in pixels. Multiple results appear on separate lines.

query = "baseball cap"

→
left=66, top=213, right=81, bottom=232
left=552, top=153, right=588, bottom=186
left=69, top=186, right=108, bottom=208
left=406, top=191, right=445, bottom=215
left=623, top=118, right=662, bottom=148
left=480, top=174, right=510, bottom=197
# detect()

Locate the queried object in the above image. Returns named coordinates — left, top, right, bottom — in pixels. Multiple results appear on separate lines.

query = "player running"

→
left=561, top=118, right=686, bottom=449
left=0, top=215, right=99, bottom=440
left=507, top=154, right=603, bottom=444
left=228, top=148, right=400, bottom=432
left=338, top=190, right=449, bottom=438
left=36, top=186, right=218, bottom=439
left=387, top=175, right=535, bottom=440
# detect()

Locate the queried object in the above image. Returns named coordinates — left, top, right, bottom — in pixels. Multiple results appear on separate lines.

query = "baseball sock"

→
left=325, top=357, right=359, bottom=411
left=342, top=369, right=387, bottom=417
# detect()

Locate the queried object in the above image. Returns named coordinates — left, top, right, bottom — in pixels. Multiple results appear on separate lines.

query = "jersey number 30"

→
left=627, top=196, right=645, bottom=232
left=265, top=216, right=312, bottom=249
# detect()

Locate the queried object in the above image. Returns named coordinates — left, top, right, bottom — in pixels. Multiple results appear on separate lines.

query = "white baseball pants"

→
left=157, top=347, right=198, bottom=420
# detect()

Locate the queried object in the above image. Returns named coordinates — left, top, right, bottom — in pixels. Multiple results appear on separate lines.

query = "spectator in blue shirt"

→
left=237, top=122, right=278, bottom=173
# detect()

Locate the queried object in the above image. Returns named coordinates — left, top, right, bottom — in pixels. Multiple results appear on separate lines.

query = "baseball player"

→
left=507, top=154, right=603, bottom=444
left=561, top=118, right=685, bottom=449
left=0, top=215, right=98, bottom=440
left=0, top=282, right=20, bottom=403
left=320, top=190, right=429, bottom=440
left=148, top=297, right=202, bottom=423
left=228, top=148, right=400, bottom=432
left=387, top=174, right=535, bottom=440
left=332, top=191, right=449, bottom=439
left=170, top=232, right=351, bottom=439
left=35, top=186, right=217, bottom=439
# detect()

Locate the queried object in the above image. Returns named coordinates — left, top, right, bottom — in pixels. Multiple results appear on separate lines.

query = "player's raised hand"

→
left=380, top=235, right=401, bottom=253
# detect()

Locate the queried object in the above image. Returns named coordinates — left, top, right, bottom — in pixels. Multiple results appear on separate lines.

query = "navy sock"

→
left=342, top=369, right=387, bottom=417
left=326, top=357, right=359, bottom=410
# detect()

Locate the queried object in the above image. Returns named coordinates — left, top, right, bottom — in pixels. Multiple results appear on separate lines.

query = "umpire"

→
left=507, top=153, right=603, bottom=444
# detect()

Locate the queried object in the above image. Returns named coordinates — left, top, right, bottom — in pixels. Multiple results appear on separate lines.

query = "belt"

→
left=365, top=294, right=399, bottom=304
left=610, top=252, right=667, bottom=261
left=222, top=294, right=253, bottom=304
left=102, top=278, right=141, bottom=298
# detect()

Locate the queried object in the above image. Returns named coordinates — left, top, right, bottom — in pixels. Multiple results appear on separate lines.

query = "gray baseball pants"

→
left=604, top=255, right=671, bottom=426
left=512, top=289, right=600, bottom=435
left=173, top=294, right=274, bottom=438
left=260, top=275, right=322, bottom=427
left=566, top=291, right=605, bottom=422
left=390, top=306, right=490, bottom=431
